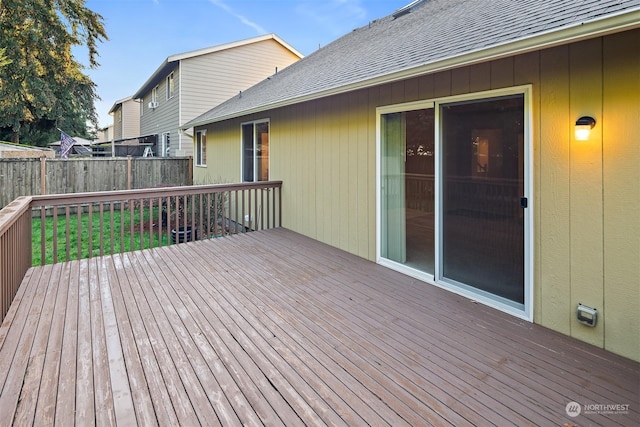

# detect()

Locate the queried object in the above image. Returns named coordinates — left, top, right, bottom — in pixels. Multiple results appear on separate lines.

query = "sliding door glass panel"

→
left=242, top=123, right=254, bottom=182
left=441, top=95, right=524, bottom=304
left=256, top=122, right=269, bottom=182
left=381, top=109, right=435, bottom=273
left=405, top=109, right=435, bottom=273
left=381, top=112, right=406, bottom=263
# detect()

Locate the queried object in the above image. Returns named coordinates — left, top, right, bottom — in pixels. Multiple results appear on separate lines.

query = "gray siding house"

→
left=132, top=34, right=303, bottom=158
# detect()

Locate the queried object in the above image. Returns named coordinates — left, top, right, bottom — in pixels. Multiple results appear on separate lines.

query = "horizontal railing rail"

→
left=0, top=197, right=33, bottom=321
left=30, top=181, right=282, bottom=266
left=0, top=181, right=282, bottom=322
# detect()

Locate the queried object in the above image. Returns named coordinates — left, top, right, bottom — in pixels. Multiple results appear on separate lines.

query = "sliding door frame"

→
left=376, top=85, right=533, bottom=321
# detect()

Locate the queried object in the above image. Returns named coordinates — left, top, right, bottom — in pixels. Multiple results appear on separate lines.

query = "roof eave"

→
left=183, top=8, right=640, bottom=129
left=134, top=34, right=303, bottom=101
left=170, top=33, right=304, bottom=62
left=108, top=95, right=134, bottom=114
left=132, top=59, right=177, bottom=100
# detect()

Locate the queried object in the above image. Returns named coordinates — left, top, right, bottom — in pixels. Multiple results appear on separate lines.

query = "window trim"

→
left=240, top=119, right=270, bottom=182
left=196, top=130, right=207, bottom=167
left=166, top=72, right=174, bottom=99
left=151, top=85, right=158, bottom=104
left=161, top=131, right=170, bottom=157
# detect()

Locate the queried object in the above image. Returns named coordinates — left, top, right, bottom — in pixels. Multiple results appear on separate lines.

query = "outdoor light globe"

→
left=575, top=125, right=592, bottom=141
left=575, top=116, right=596, bottom=141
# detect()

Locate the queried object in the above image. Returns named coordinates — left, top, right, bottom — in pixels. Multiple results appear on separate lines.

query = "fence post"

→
left=127, top=155, right=132, bottom=190
left=188, top=156, right=193, bottom=185
left=40, top=157, right=46, bottom=195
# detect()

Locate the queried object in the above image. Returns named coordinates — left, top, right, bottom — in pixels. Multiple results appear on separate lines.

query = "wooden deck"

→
left=0, top=228, right=637, bottom=426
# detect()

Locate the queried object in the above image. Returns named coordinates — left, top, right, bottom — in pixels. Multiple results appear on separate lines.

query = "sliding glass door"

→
left=379, top=89, right=529, bottom=315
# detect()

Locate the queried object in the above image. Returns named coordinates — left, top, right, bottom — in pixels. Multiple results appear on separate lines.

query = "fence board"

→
left=0, top=158, right=192, bottom=209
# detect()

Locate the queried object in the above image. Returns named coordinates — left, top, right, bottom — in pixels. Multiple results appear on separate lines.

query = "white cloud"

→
left=208, top=0, right=267, bottom=34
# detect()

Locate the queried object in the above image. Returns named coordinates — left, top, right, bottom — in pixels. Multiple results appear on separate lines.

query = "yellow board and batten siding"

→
left=602, top=30, right=640, bottom=360
left=194, top=29, right=640, bottom=362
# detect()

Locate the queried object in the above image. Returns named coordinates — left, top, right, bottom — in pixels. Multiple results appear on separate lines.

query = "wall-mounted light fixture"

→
left=575, top=116, right=596, bottom=141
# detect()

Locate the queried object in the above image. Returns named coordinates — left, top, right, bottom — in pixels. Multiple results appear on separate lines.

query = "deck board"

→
left=219, top=233, right=530, bottom=426
left=0, top=228, right=638, bottom=426
left=33, top=262, right=66, bottom=426
left=0, top=263, right=50, bottom=424
left=123, top=250, right=203, bottom=426
left=105, top=255, right=158, bottom=426
left=111, top=253, right=179, bottom=426
left=54, top=261, right=79, bottom=426
left=158, top=246, right=323, bottom=426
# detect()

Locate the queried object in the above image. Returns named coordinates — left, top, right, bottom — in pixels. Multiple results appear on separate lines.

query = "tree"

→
left=0, top=47, right=10, bottom=67
left=0, top=0, right=106, bottom=144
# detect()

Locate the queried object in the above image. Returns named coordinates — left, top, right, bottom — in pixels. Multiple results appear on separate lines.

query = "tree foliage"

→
left=0, top=47, right=10, bottom=67
left=0, top=0, right=107, bottom=145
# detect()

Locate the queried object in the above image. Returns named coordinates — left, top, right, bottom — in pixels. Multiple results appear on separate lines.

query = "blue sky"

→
left=84, top=0, right=410, bottom=127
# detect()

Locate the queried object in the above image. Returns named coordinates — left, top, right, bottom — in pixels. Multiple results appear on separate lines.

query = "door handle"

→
left=520, top=197, right=528, bottom=208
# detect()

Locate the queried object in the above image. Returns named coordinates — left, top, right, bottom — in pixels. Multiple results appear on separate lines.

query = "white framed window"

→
left=166, top=72, right=174, bottom=99
left=152, top=85, right=158, bottom=104
left=161, top=132, right=170, bottom=157
left=241, top=119, right=269, bottom=182
left=196, top=130, right=206, bottom=166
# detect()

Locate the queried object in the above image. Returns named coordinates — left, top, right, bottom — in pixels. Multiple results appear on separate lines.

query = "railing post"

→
left=40, top=157, right=46, bottom=195
left=0, top=197, right=33, bottom=322
left=127, top=155, right=132, bottom=190
left=278, top=185, right=282, bottom=227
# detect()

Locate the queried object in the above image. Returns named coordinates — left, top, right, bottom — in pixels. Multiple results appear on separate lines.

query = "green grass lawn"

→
left=32, top=206, right=170, bottom=266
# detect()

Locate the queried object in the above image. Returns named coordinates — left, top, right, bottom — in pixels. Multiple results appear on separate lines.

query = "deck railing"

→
left=0, top=181, right=282, bottom=321
left=0, top=197, right=33, bottom=321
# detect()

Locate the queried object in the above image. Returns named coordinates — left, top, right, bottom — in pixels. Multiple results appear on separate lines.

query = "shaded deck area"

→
left=0, top=228, right=637, bottom=426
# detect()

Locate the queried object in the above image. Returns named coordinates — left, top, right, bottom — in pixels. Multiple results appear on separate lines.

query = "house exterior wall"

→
left=113, top=99, right=141, bottom=142
left=140, top=65, right=181, bottom=156
left=138, top=39, right=300, bottom=158
left=113, top=105, right=123, bottom=141
left=194, top=29, right=640, bottom=362
left=183, top=39, right=301, bottom=160
left=181, top=39, right=300, bottom=125
left=121, top=98, right=141, bottom=139
left=96, top=125, right=113, bottom=143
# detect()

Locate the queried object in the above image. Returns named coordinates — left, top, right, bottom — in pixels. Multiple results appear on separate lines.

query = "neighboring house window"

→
left=117, top=109, right=122, bottom=123
left=161, top=132, right=170, bottom=157
left=152, top=86, right=158, bottom=104
left=241, top=120, right=269, bottom=182
left=166, top=72, right=174, bottom=99
left=196, top=130, right=206, bottom=166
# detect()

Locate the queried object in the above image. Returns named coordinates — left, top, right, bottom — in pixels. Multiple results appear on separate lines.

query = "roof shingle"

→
left=185, top=0, right=640, bottom=127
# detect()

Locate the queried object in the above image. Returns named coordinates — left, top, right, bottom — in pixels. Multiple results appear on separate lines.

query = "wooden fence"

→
left=0, top=157, right=193, bottom=209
